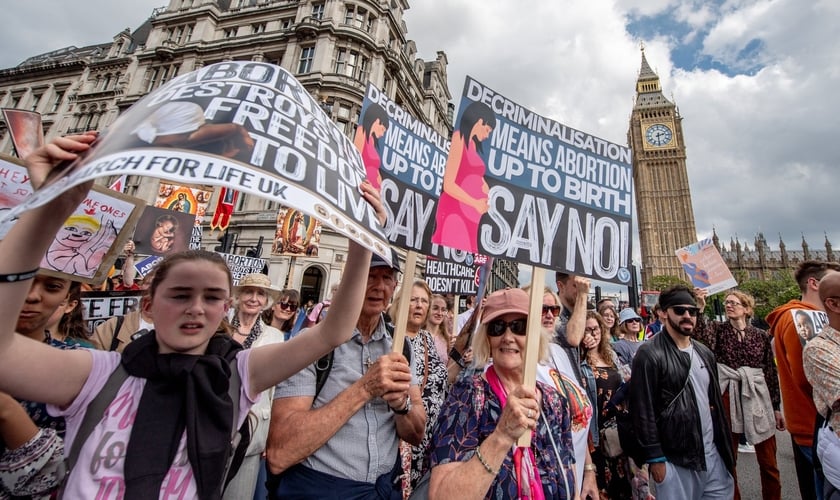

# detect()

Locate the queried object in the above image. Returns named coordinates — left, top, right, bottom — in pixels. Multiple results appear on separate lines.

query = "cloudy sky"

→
left=1, top=0, right=837, bottom=294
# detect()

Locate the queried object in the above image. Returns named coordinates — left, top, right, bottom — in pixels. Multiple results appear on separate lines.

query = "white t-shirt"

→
left=538, top=343, right=591, bottom=495
left=455, top=308, right=474, bottom=336
left=49, top=349, right=257, bottom=500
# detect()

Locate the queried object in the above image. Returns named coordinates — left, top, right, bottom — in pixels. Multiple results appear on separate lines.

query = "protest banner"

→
left=154, top=181, right=213, bottom=224
left=39, top=185, right=143, bottom=284
left=133, top=205, right=196, bottom=257
left=154, top=181, right=213, bottom=250
left=424, top=252, right=487, bottom=295
left=356, top=83, right=449, bottom=254
left=0, top=155, right=144, bottom=283
left=218, top=251, right=267, bottom=285
left=135, top=254, right=163, bottom=277
left=2, top=109, right=44, bottom=159
left=1, top=61, right=391, bottom=264
left=81, top=290, right=143, bottom=332
left=675, top=238, right=738, bottom=295
left=271, top=204, right=322, bottom=256
left=0, top=155, right=35, bottom=239
left=430, top=77, right=634, bottom=284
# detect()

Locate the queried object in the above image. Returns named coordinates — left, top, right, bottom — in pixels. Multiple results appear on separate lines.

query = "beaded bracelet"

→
left=475, top=445, right=498, bottom=475
left=0, top=269, right=39, bottom=283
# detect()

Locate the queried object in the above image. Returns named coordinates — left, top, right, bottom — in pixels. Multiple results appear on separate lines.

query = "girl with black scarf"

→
left=0, top=132, right=385, bottom=499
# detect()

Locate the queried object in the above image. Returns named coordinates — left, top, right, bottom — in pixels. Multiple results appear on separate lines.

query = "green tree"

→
left=647, top=275, right=690, bottom=291
left=706, top=272, right=799, bottom=323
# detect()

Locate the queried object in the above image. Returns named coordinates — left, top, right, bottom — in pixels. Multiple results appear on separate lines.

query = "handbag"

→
left=817, top=411, right=840, bottom=490
left=601, top=417, right=624, bottom=458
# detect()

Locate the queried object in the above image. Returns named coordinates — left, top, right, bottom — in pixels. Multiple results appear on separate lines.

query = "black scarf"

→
left=121, top=331, right=242, bottom=500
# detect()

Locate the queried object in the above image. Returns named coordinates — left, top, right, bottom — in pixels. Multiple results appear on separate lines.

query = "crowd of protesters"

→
left=3, top=133, right=840, bottom=500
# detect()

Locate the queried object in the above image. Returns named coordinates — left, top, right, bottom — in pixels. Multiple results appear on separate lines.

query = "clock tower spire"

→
left=628, top=47, right=698, bottom=289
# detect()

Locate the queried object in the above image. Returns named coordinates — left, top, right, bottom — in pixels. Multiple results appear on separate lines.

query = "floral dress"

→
left=430, top=373, right=576, bottom=499
left=401, top=330, right=449, bottom=497
left=590, top=364, right=632, bottom=500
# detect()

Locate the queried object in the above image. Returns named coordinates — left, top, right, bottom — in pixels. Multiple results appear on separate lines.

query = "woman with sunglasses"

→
left=265, top=288, right=302, bottom=341
left=613, top=308, right=644, bottom=366
left=429, top=288, right=576, bottom=499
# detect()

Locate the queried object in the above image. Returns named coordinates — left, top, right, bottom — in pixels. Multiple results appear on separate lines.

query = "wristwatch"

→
left=392, top=395, right=411, bottom=415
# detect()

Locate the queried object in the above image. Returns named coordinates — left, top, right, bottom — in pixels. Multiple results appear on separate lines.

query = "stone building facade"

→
left=0, top=0, right=519, bottom=302
left=715, top=230, right=838, bottom=281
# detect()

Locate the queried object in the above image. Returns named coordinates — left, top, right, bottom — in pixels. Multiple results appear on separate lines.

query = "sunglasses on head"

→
left=277, top=301, right=298, bottom=311
left=487, top=318, right=527, bottom=337
left=671, top=306, right=700, bottom=317
left=542, top=305, right=560, bottom=315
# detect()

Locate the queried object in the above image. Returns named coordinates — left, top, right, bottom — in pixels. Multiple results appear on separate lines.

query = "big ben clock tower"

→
left=628, top=47, right=698, bottom=289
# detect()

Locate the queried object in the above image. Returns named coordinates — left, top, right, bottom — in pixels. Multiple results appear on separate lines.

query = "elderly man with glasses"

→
left=630, top=284, right=735, bottom=499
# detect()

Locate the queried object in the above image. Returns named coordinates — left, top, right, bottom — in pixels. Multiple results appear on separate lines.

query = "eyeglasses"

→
left=487, top=318, right=527, bottom=337
left=276, top=302, right=298, bottom=311
left=624, top=318, right=641, bottom=324
left=542, top=305, right=561, bottom=315
left=584, top=326, right=601, bottom=335
left=723, top=300, right=743, bottom=307
left=670, top=306, right=700, bottom=317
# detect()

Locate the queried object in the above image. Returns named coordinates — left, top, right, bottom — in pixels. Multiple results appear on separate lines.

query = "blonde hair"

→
left=388, top=279, right=432, bottom=328
left=64, top=214, right=100, bottom=232
left=521, top=284, right=560, bottom=307
left=726, top=290, right=755, bottom=318
left=424, top=294, right=452, bottom=345
left=470, top=320, right=552, bottom=369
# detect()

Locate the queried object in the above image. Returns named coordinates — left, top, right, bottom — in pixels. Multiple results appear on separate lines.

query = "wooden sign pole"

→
left=517, top=266, right=546, bottom=448
left=390, top=250, right=417, bottom=355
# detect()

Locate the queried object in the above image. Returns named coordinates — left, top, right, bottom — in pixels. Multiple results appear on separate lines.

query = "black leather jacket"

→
left=630, top=330, right=735, bottom=473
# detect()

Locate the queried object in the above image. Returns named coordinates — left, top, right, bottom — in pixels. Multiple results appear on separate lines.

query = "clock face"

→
left=645, top=124, right=673, bottom=147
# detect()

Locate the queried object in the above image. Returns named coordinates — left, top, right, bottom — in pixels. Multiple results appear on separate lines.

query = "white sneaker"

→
left=738, top=443, right=755, bottom=453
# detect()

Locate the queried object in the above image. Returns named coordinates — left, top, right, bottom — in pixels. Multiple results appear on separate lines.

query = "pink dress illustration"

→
left=361, top=135, right=382, bottom=190
left=431, top=144, right=487, bottom=253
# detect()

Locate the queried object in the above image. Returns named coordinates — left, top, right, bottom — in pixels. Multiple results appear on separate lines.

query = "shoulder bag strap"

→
left=663, top=342, right=695, bottom=415
left=59, top=364, right=130, bottom=499
left=222, top=355, right=244, bottom=489
left=108, top=315, right=125, bottom=352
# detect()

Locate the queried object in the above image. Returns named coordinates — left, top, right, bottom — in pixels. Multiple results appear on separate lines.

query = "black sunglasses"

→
left=487, top=318, right=527, bottom=337
left=277, top=302, right=298, bottom=311
left=542, top=305, right=561, bottom=315
left=671, top=306, right=700, bottom=317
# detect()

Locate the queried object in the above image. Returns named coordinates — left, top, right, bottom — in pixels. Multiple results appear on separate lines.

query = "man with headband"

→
left=630, top=284, right=735, bottom=499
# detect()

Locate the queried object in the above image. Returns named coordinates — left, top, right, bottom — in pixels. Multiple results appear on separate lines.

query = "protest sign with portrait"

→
left=1, top=61, right=392, bottom=264
left=431, top=77, right=634, bottom=284
left=133, top=205, right=196, bottom=257
left=271, top=205, right=321, bottom=256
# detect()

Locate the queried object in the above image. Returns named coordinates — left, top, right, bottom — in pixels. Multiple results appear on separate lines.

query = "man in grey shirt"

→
left=266, top=253, right=425, bottom=498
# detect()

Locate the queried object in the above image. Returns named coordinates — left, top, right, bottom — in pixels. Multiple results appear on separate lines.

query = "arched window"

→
left=300, top=266, right=325, bottom=306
